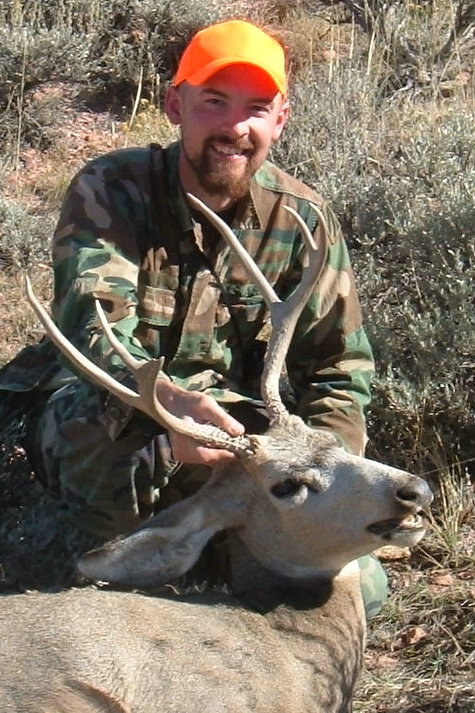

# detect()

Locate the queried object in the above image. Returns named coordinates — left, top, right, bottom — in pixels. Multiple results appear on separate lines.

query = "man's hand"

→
left=155, top=380, right=245, bottom=466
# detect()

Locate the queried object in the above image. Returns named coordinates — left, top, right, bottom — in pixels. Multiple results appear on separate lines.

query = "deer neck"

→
left=229, top=535, right=365, bottom=710
left=229, top=533, right=365, bottom=641
left=229, top=534, right=331, bottom=611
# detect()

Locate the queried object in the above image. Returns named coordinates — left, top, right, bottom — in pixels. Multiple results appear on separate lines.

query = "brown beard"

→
left=182, top=135, right=256, bottom=200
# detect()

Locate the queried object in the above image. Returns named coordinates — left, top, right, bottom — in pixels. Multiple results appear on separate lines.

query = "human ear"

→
left=272, top=96, right=290, bottom=141
left=164, top=85, right=182, bottom=125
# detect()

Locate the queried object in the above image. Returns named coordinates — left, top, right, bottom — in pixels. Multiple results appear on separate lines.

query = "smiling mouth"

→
left=212, top=147, right=246, bottom=160
left=209, top=140, right=253, bottom=160
left=367, top=513, right=427, bottom=537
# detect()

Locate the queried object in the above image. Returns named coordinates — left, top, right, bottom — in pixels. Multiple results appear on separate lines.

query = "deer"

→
left=0, top=195, right=433, bottom=713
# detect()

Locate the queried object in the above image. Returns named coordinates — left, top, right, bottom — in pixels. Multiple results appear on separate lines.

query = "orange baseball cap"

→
left=173, top=20, right=287, bottom=95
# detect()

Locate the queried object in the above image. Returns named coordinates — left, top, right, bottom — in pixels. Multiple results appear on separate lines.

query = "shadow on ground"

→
left=0, top=421, right=100, bottom=593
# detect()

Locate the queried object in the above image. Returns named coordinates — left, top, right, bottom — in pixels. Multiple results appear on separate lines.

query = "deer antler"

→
left=25, top=194, right=326, bottom=449
left=187, top=194, right=328, bottom=422
left=24, top=277, right=256, bottom=457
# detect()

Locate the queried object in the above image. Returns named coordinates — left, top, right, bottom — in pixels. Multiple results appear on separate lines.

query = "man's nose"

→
left=221, top=112, right=250, bottom=139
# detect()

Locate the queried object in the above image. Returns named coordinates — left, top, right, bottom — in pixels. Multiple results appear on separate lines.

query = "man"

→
left=0, top=20, right=385, bottom=614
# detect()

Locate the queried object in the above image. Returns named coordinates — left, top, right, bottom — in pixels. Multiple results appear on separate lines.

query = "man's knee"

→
left=358, top=554, right=389, bottom=619
left=25, top=382, right=165, bottom=539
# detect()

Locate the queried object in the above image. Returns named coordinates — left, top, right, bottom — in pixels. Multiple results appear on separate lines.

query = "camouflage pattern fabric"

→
left=358, top=554, right=389, bottom=619
left=0, top=141, right=373, bottom=450
left=25, top=379, right=169, bottom=539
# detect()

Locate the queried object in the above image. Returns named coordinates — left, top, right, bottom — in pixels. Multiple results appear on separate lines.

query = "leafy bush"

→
left=0, top=0, right=280, bottom=145
left=342, top=0, right=475, bottom=94
left=0, top=196, right=55, bottom=270
left=274, top=61, right=475, bottom=475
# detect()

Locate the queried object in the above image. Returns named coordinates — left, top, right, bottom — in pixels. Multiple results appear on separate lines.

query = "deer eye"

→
left=271, top=479, right=304, bottom=499
left=271, top=470, right=324, bottom=501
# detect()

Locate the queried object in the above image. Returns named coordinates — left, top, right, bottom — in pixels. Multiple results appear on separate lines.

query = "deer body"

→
left=1, top=565, right=363, bottom=713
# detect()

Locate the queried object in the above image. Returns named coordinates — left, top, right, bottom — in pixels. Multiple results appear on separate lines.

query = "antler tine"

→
left=25, top=276, right=142, bottom=409
left=24, top=277, right=256, bottom=457
left=95, top=299, right=146, bottom=372
left=262, top=203, right=327, bottom=420
left=187, top=194, right=328, bottom=423
left=187, top=194, right=280, bottom=308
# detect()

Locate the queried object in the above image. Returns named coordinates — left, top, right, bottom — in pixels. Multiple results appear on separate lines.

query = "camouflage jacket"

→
left=0, top=141, right=374, bottom=454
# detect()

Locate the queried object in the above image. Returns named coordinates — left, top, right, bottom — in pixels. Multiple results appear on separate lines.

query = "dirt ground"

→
left=0, top=421, right=101, bottom=592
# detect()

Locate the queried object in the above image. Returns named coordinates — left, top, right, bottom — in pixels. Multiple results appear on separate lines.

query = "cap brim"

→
left=178, top=58, right=286, bottom=95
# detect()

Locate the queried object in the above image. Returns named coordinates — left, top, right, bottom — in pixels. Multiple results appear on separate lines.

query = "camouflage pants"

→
left=25, top=379, right=388, bottom=618
left=25, top=380, right=174, bottom=538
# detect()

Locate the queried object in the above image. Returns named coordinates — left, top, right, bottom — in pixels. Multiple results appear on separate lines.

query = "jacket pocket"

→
left=137, top=270, right=178, bottom=327
left=223, top=287, right=265, bottom=324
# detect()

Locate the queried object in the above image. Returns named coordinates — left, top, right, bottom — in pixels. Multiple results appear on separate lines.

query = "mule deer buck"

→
left=1, top=195, right=432, bottom=713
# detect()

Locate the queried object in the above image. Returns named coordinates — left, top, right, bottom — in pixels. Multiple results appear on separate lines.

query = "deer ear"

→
left=78, top=469, right=250, bottom=587
left=78, top=507, right=215, bottom=587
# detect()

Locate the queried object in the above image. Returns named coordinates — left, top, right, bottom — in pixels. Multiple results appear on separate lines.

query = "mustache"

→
left=205, top=136, right=254, bottom=153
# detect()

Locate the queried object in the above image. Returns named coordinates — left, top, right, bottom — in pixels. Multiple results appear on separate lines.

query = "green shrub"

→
left=274, top=63, right=475, bottom=475
left=343, top=0, right=475, bottom=95
left=0, top=196, right=55, bottom=270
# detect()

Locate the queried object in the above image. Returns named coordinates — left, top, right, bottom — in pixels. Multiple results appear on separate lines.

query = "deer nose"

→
left=396, top=478, right=433, bottom=510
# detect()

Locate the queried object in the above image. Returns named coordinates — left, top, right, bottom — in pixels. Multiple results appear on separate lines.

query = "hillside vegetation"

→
left=0, top=2, right=474, bottom=711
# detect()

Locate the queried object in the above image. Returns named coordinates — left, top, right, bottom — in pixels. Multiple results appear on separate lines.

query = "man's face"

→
left=165, top=65, right=289, bottom=207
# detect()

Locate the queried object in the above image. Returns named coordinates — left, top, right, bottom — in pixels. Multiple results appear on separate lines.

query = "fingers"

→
left=195, top=398, right=245, bottom=437
left=155, top=380, right=246, bottom=466
left=168, top=431, right=237, bottom=466
left=156, top=380, right=245, bottom=437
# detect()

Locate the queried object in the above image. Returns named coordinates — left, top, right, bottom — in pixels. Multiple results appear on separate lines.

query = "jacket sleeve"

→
left=51, top=154, right=159, bottom=437
left=285, top=203, right=374, bottom=456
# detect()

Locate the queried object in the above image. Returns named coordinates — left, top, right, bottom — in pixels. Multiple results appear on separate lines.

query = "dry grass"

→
left=356, top=547, right=474, bottom=712
left=0, top=270, right=52, bottom=365
left=123, top=100, right=179, bottom=147
left=354, top=460, right=474, bottom=712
